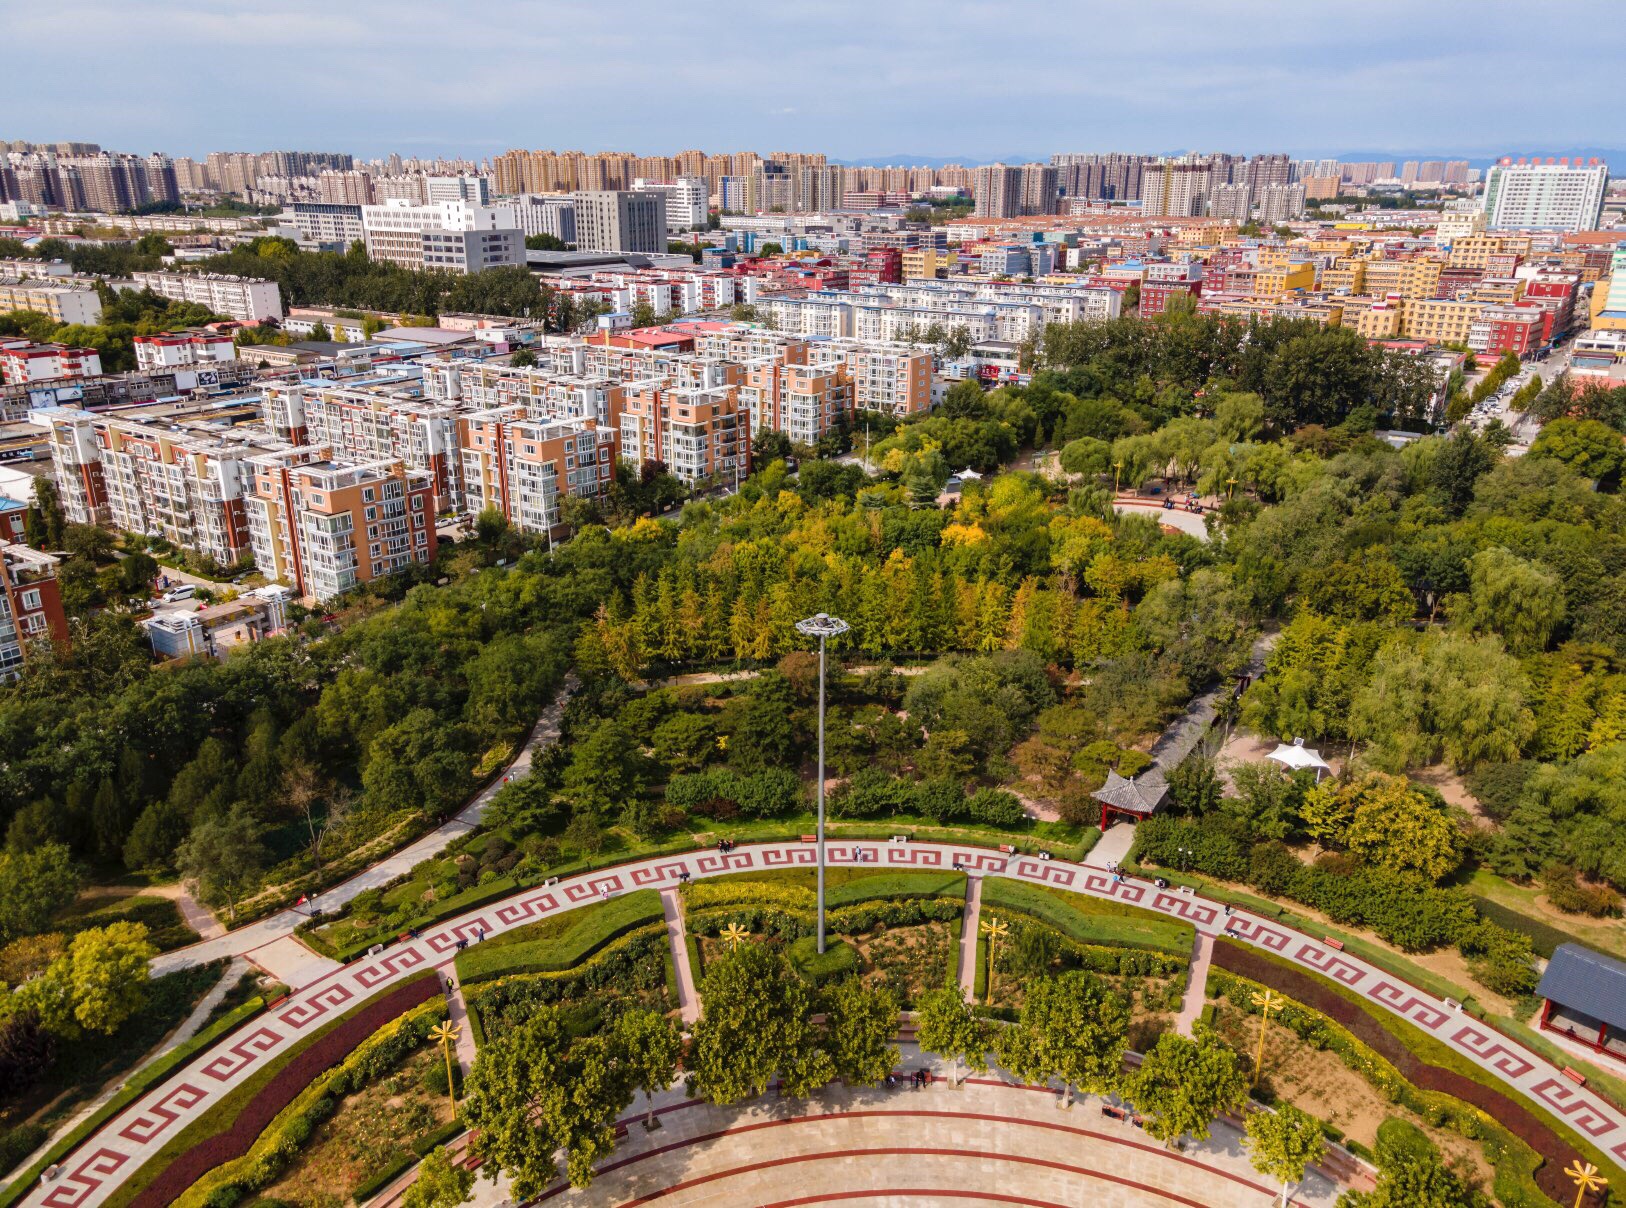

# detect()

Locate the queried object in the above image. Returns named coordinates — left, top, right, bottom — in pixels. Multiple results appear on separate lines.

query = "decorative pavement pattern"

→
left=23, top=840, right=1626, bottom=1207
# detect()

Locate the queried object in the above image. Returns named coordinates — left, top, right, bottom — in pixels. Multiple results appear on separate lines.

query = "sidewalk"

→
left=957, top=876, right=982, bottom=999
left=1175, top=932, right=1212, bottom=1037
left=660, top=888, right=699, bottom=1025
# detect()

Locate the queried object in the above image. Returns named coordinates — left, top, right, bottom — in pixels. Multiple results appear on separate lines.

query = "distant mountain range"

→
left=830, top=148, right=1621, bottom=169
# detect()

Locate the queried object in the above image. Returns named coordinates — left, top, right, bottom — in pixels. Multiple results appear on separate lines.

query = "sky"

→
left=4, top=0, right=1623, bottom=164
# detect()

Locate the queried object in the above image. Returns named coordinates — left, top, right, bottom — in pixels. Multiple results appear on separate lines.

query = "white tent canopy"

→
left=1267, top=737, right=1330, bottom=775
left=957, top=467, right=983, bottom=480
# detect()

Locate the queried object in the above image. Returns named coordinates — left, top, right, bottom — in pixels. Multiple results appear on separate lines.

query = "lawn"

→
left=1463, top=869, right=1625, bottom=960
left=690, top=866, right=967, bottom=907
left=51, top=892, right=200, bottom=952
left=453, top=889, right=664, bottom=983
left=979, top=877, right=1195, bottom=955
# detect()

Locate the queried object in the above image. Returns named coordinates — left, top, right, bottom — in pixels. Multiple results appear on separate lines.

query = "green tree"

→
left=1338, top=772, right=1463, bottom=882
left=688, top=943, right=831, bottom=1104
left=402, top=1146, right=474, bottom=1208
left=1528, top=417, right=1626, bottom=483
left=174, top=809, right=270, bottom=921
left=14, top=921, right=154, bottom=1038
left=562, top=717, right=648, bottom=813
left=308, top=320, right=331, bottom=341
left=463, top=1007, right=632, bottom=1194
left=914, top=983, right=991, bottom=1086
left=614, top=1008, right=682, bottom=1128
left=0, top=844, right=82, bottom=944
left=651, top=712, right=716, bottom=774
left=1123, top=1029, right=1246, bottom=1147
left=1244, top=1103, right=1325, bottom=1207
left=822, top=977, right=899, bottom=1088
left=1460, top=546, right=1565, bottom=654
left=994, top=970, right=1129, bottom=1105
left=510, top=347, right=537, bottom=367
left=1349, top=631, right=1534, bottom=772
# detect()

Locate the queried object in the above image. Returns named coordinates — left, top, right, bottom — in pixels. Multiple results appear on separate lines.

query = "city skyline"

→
left=4, top=0, right=1623, bottom=161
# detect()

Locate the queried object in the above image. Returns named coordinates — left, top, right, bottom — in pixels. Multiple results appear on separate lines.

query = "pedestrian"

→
left=600, top=886, right=610, bottom=903
left=456, top=938, right=467, bottom=952
left=477, top=927, right=486, bottom=943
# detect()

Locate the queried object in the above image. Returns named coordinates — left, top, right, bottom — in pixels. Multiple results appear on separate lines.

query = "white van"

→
left=163, top=584, right=197, bottom=603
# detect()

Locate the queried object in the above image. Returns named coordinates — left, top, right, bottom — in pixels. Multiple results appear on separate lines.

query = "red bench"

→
left=1562, top=1067, right=1587, bottom=1086
left=998, top=843, right=1016, bottom=854
left=800, top=834, right=817, bottom=843
left=1323, top=937, right=1345, bottom=951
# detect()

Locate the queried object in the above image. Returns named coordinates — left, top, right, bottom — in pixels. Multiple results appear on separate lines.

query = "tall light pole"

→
left=795, top=611, right=849, bottom=954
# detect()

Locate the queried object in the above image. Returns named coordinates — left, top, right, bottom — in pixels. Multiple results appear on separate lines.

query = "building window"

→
left=20, top=589, right=41, bottom=610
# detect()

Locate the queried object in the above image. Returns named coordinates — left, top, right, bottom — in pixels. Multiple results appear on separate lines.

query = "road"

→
left=1468, top=343, right=1571, bottom=453
left=27, top=837, right=1626, bottom=1208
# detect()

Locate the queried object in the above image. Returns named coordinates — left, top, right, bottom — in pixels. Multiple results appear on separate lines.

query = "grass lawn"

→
left=51, top=893, right=199, bottom=952
left=1463, top=869, right=1625, bottom=961
left=979, top=877, right=1195, bottom=955
left=693, top=866, right=967, bottom=906
left=453, top=889, right=664, bottom=983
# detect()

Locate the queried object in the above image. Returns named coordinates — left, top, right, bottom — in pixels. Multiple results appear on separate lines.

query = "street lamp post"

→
left=795, top=612, right=849, bottom=955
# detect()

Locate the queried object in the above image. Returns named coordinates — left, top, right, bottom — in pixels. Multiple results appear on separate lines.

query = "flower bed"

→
left=111, top=972, right=439, bottom=1208
left=1212, top=939, right=1619, bottom=1206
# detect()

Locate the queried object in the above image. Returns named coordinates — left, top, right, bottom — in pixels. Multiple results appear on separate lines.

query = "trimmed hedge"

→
left=111, top=973, right=440, bottom=1208
left=1135, top=816, right=1538, bottom=996
left=453, top=889, right=663, bottom=983
left=787, top=937, right=858, bottom=985
left=171, top=997, right=450, bottom=1207
left=1468, top=896, right=1590, bottom=961
left=980, top=877, right=1194, bottom=955
left=55, top=895, right=200, bottom=952
left=1212, top=940, right=1618, bottom=1205
left=463, top=928, right=673, bottom=1044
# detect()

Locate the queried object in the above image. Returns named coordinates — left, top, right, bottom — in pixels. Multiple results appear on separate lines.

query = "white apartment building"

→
left=361, top=199, right=525, bottom=272
left=131, top=271, right=284, bottom=322
left=289, top=202, right=366, bottom=244
left=1480, top=160, right=1609, bottom=232
left=0, top=278, right=103, bottom=325
left=633, top=177, right=708, bottom=231
left=511, top=195, right=577, bottom=243
left=133, top=330, right=236, bottom=371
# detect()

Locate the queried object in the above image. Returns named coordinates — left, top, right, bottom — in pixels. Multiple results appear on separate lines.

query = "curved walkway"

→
left=149, top=679, right=576, bottom=986
left=1111, top=499, right=1210, bottom=541
left=533, top=1070, right=1337, bottom=1207
left=24, top=839, right=1626, bottom=1207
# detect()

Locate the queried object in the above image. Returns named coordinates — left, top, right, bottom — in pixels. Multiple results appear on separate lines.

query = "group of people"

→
left=884, top=1069, right=933, bottom=1090
left=716, top=839, right=738, bottom=854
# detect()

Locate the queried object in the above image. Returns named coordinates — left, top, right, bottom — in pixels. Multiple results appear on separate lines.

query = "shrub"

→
left=787, top=936, right=858, bottom=985
left=1539, top=864, right=1621, bottom=918
left=965, top=788, right=1024, bottom=827
left=0, top=1124, right=47, bottom=1180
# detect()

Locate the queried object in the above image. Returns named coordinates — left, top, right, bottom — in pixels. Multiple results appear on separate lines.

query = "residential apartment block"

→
left=131, top=271, right=284, bottom=322
left=41, top=409, right=260, bottom=565
left=0, top=278, right=103, bottom=324
left=133, top=330, right=236, bottom=371
left=1480, top=158, right=1608, bottom=232
left=0, top=544, right=68, bottom=680
left=246, top=451, right=437, bottom=601
left=619, top=380, right=748, bottom=484
left=458, top=409, right=615, bottom=537
left=0, top=340, right=102, bottom=384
